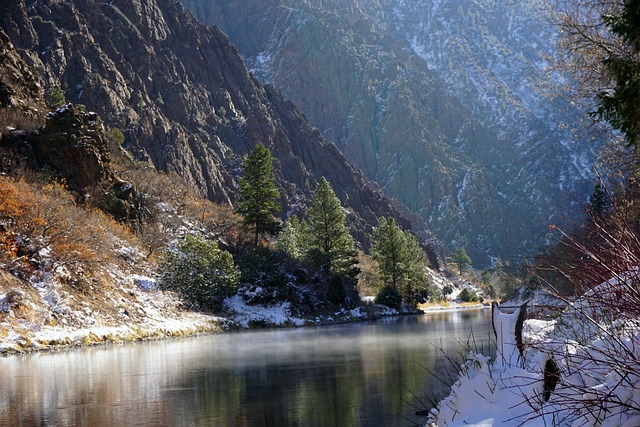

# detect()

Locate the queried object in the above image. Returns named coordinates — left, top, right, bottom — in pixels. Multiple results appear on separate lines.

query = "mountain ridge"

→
left=181, top=0, right=597, bottom=264
left=0, top=0, right=440, bottom=257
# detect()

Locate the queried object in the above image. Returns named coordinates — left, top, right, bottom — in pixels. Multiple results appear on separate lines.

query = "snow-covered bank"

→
left=0, top=272, right=228, bottom=354
left=0, top=311, right=224, bottom=354
left=427, top=294, right=640, bottom=427
left=0, top=271, right=418, bottom=355
left=420, top=302, right=489, bottom=313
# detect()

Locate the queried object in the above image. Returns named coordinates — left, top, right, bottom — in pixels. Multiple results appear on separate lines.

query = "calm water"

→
left=0, top=309, right=492, bottom=427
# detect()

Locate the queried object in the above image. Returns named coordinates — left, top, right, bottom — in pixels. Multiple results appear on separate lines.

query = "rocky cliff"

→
left=182, top=0, right=597, bottom=264
left=0, top=28, right=45, bottom=132
left=0, top=0, right=432, bottom=251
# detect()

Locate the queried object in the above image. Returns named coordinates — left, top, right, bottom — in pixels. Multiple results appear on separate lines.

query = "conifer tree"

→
left=307, top=177, right=357, bottom=274
left=371, top=217, right=427, bottom=303
left=371, top=217, right=407, bottom=292
left=588, top=181, right=611, bottom=219
left=453, top=247, right=472, bottom=274
left=275, top=215, right=307, bottom=261
left=235, top=144, right=281, bottom=247
left=596, top=0, right=640, bottom=147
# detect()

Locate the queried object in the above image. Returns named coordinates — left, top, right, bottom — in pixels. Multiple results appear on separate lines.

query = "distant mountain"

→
left=0, top=0, right=437, bottom=255
left=182, top=0, right=597, bottom=264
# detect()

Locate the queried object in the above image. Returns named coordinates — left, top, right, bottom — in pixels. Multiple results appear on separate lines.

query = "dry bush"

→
left=0, top=107, right=44, bottom=133
left=522, top=178, right=640, bottom=424
left=0, top=176, right=138, bottom=278
left=539, top=191, right=640, bottom=301
left=118, top=162, right=247, bottom=254
left=356, top=252, right=382, bottom=297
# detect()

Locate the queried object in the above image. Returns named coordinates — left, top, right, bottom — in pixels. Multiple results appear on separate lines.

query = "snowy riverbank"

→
left=0, top=273, right=419, bottom=355
left=427, top=291, right=640, bottom=427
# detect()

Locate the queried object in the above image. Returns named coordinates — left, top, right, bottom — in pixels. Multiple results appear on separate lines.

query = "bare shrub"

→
left=0, top=176, right=138, bottom=279
left=524, top=179, right=640, bottom=424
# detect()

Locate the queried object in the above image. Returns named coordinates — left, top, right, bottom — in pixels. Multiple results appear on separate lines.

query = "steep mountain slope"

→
left=0, top=0, right=429, bottom=251
left=0, top=30, right=413, bottom=354
left=182, top=0, right=596, bottom=263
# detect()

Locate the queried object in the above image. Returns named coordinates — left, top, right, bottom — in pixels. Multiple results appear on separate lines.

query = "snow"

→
left=224, top=294, right=305, bottom=328
left=428, top=287, right=640, bottom=427
left=130, top=274, right=158, bottom=292
left=493, top=304, right=522, bottom=367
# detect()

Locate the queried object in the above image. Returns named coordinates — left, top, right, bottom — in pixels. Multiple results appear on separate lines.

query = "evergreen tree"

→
left=371, top=217, right=408, bottom=292
left=452, top=247, right=472, bottom=274
left=235, top=144, right=281, bottom=247
left=307, top=177, right=357, bottom=274
left=275, top=215, right=307, bottom=261
left=588, top=181, right=611, bottom=219
left=371, top=217, right=428, bottom=303
left=596, top=0, right=640, bottom=147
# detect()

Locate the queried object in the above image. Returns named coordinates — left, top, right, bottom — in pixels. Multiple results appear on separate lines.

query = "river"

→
left=0, top=309, right=492, bottom=426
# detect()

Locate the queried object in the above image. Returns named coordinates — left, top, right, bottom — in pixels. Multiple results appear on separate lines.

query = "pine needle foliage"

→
left=370, top=217, right=428, bottom=304
left=596, top=0, right=640, bottom=147
left=235, top=144, right=281, bottom=247
left=307, top=177, right=358, bottom=275
left=453, top=247, right=472, bottom=274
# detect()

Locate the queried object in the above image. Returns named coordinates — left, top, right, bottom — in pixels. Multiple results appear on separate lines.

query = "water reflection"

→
left=0, top=309, right=492, bottom=426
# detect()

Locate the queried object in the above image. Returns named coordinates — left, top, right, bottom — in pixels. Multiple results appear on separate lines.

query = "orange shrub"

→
left=0, top=176, right=137, bottom=278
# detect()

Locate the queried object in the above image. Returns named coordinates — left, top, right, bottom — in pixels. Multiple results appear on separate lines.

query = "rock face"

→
left=181, top=0, right=597, bottom=263
left=34, top=106, right=112, bottom=194
left=0, top=0, right=433, bottom=250
left=0, top=28, right=45, bottom=131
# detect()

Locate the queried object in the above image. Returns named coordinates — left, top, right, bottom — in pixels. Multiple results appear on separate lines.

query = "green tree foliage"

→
left=158, top=234, right=240, bottom=311
left=374, top=285, right=403, bottom=309
left=453, top=247, right=472, bottom=274
left=236, top=250, right=289, bottom=305
left=371, top=217, right=406, bottom=291
left=46, top=85, right=66, bottom=109
left=106, top=128, right=125, bottom=147
left=370, top=217, right=428, bottom=304
left=235, top=144, right=281, bottom=247
left=442, top=284, right=454, bottom=296
left=588, top=181, right=611, bottom=219
left=596, top=0, right=640, bottom=147
left=275, top=215, right=308, bottom=261
left=459, top=288, right=481, bottom=303
left=307, top=177, right=358, bottom=275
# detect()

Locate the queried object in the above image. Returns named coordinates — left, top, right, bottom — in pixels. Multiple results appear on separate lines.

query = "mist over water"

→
left=0, top=310, right=492, bottom=426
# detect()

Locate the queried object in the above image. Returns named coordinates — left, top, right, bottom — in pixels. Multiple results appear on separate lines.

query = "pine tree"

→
left=453, top=247, right=472, bottom=275
left=307, top=177, right=357, bottom=274
left=275, top=215, right=307, bottom=261
left=588, top=181, right=611, bottom=219
left=371, top=217, right=407, bottom=292
left=235, top=144, right=281, bottom=247
left=371, top=217, right=428, bottom=303
left=596, top=0, right=640, bottom=147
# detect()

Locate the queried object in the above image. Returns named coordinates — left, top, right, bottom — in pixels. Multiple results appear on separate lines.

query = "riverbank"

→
left=0, top=266, right=487, bottom=356
left=0, top=287, right=423, bottom=355
left=419, top=301, right=490, bottom=312
left=0, top=304, right=488, bottom=356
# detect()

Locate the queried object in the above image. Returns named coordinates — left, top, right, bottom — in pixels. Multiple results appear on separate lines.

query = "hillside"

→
left=182, top=0, right=597, bottom=264
left=0, top=0, right=434, bottom=254
left=0, top=0, right=458, bottom=352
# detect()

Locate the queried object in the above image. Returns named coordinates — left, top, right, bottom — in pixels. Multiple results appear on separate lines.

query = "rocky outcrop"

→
left=33, top=106, right=112, bottom=194
left=0, top=0, right=433, bottom=250
left=0, top=31, right=140, bottom=221
left=181, top=0, right=597, bottom=264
